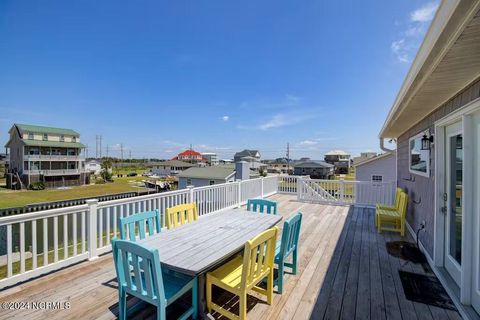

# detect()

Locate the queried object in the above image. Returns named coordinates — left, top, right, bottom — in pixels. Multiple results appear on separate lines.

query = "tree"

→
left=101, top=160, right=113, bottom=182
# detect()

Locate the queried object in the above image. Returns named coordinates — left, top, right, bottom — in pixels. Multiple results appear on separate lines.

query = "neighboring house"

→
left=150, top=160, right=195, bottom=176
left=85, top=159, right=102, bottom=175
left=265, top=158, right=292, bottom=174
left=234, top=149, right=260, bottom=162
left=351, top=152, right=377, bottom=166
left=293, top=161, right=334, bottom=179
left=4, top=123, right=87, bottom=189
left=172, top=149, right=205, bottom=163
left=379, top=2, right=480, bottom=317
left=177, top=165, right=236, bottom=189
left=201, top=152, right=218, bottom=165
left=324, top=150, right=351, bottom=174
left=354, top=152, right=396, bottom=183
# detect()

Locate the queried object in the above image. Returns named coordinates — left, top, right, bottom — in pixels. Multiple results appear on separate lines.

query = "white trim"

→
left=437, top=98, right=480, bottom=127
left=408, top=132, right=431, bottom=178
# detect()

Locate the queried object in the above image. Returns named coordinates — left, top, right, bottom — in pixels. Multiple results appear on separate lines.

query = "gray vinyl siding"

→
left=397, top=77, right=480, bottom=257
left=178, top=177, right=227, bottom=189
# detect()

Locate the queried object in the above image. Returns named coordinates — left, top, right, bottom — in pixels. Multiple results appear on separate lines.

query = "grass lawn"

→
left=0, top=176, right=148, bottom=209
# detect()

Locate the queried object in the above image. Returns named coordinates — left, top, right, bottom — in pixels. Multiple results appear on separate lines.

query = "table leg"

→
left=197, top=273, right=208, bottom=319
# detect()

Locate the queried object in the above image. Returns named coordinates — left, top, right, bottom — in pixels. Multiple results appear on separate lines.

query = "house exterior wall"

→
left=397, top=77, right=480, bottom=257
left=293, top=167, right=334, bottom=179
left=178, top=177, right=227, bottom=189
left=6, top=131, right=24, bottom=173
left=355, top=154, right=396, bottom=183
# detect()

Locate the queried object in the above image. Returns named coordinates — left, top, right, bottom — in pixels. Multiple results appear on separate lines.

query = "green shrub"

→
left=29, top=181, right=45, bottom=190
left=94, top=178, right=106, bottom=184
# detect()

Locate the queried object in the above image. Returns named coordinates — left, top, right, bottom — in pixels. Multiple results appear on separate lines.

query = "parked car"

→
left=127, top=172, right=138, bottom=177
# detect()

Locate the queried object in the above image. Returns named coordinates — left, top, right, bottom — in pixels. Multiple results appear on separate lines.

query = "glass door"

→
left=444, top=122, right=463, bottom=285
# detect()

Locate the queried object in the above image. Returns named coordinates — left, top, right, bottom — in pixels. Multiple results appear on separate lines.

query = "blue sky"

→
left=0, top=1, right=439, bottom=160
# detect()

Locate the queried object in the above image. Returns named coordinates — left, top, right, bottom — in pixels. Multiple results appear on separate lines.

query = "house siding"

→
left=178, top=177, right=229, bottom=189
left=397, top=77, right=480, bottom=257
left=355, top=153, right=396, bottom=183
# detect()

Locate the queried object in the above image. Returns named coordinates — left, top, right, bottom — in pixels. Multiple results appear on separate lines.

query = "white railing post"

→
left=86, top=199, right=98, bottom=260
left=261, top=177, right=264, bottom=198
left=297, top=176, right=303, bottom=200
left=237, top=181, right=242, bottom=207
left=187, top=185, right=195, bottom=203
left=339, top=179, right=345, bottom=204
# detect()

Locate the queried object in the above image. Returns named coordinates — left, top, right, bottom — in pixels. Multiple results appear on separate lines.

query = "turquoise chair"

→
left=275, top=212, right=302, bottom=293
left=112, top=238, right=198, bottom=320
left=119, top=209, right=161, bottom=241
left=247, top=199, right=278, bottom=215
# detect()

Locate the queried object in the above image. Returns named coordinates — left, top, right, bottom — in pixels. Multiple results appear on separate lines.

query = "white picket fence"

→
left=0, top=175, right=395, bottom=289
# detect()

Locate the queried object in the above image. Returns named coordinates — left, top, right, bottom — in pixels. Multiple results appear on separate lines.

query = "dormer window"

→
left=27, top=132, right=34, bottom=140
left=43, top=133, right=48, bottom=141
left=60, top=135, right=65, bottom=142
left=72, top=136, right=76, bottom=142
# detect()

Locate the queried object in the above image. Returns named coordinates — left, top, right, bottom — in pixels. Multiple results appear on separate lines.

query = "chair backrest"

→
left=279, top=212, right=302, bottom=259
left=112, top=238, right=165, bottom=307
left=393, top=188, right=403, bottom=209
left=119, top=210, right=161, bottom=241
left=241, top=227, right=278, bottom=289
left=247, top=199, right=277, bottom=215
left=166, top=203, right=198, bottom=229
left=399, top=192, right=408, bottom=218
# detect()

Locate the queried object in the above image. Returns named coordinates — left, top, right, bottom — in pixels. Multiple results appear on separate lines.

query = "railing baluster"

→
left=99, top=208, right=103, bottom=248
left=81, top=211, right=86, bottom=254
left=54, top=216, right=58, bottom=262
left=113, top=206, right=117, bottom=238
left=32, top=220, right=37, bottom=269
left=19, top=222, right=25, bottom=273
left=7, top=224, right=12, bottom=277
left=64, top=214, right=68, bottom=260
left=106, top=207, right=110, bottom=245
left=43, top=218, right=48, bottom=266
left=73, top=212, right=77, bottom=256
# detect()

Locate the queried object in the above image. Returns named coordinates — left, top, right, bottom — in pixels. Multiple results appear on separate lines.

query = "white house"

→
left=85, top=159, right=102, bottom=175
left=150, top=160, right=195, bottom=177
left=353, top=152, right=396, bottom=183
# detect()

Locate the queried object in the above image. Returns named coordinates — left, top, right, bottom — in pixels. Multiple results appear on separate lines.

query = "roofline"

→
left=14, top=123, right=81, bottom=137
left=353, top=151, right=395, bottom=168
left=379, top=0, right=471, bottom=138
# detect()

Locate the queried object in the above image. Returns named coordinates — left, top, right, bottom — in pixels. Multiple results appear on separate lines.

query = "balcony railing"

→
left=0, top=175, right=393, bottom=289
left=23, top=169, right=83, bottom=176
left=25, top=154, right=84, bottom=161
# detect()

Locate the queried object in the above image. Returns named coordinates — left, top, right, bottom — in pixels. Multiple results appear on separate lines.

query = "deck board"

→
left=0, top=194, right=461, bottom=320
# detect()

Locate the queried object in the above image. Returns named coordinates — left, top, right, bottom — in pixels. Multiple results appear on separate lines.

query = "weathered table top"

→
left=137, top=208, right=282, bottom=276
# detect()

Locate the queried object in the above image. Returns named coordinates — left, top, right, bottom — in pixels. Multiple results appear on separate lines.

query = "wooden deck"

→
left=0, top=194, right=461, bottom=320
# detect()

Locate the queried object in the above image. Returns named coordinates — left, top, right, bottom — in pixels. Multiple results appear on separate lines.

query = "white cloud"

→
left=410, top=2, right=438, bottom=22
left=259, top=114, right=289, bottom=130
left=222, top=115, right=229, bottom=121
left=391, top=2, right=439, bottom=63
left=299, top=140, right=318, bottom=146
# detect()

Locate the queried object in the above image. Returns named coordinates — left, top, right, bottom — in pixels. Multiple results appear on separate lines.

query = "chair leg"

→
left=276, top=263, right=285, bottom=294
left=156, top=306, right=166, bottom=320
left=267, top=270, right=274, bottom=304
left=192, top=277, right=198, bottom=319
left=118, top=289, right=127, bottom=320
left=292, top=249, right=298, bottom=275
left=239, top=292, right=247, bottom=320
left=206, top=277, right=212, bottom=313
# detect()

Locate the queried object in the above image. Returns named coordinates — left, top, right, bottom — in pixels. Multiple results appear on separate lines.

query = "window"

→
left=72, top=136, right=76, bottom=142
left=372, top=175, right=383, bottom=182
left=27, top=132, right=34, bottom=140
left=409, top=133, right=430, bottom=177
left=43, top=133, right=48, bottom=141
left=209, top=180, right=215, bottom=185
left=186, top=179, right=192, bottom=185
left=60, top=135, right=65, bottom=142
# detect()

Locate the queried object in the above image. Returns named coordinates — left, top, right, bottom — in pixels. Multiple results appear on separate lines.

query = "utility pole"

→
left=129, top=150, right=132, bottom=159
left=286, top=142, right=290, bottom=174
left=86, top=144, right=89, bottom=158
left=120, top=144, right=124, bottom=161
left=106, top=145, right=109, bottom=158
left=99, top=135, right=102, bottom=159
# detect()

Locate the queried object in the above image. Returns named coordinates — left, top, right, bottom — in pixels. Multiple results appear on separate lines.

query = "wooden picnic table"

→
left=137, top=207, right=282, bottom=318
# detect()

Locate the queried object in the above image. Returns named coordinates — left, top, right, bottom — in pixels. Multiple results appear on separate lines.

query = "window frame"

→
left=409, top=132, right=430, bottom=178
left=371, top=175, right=383, bottom=182
left=43, top=133, right=48, bottom=141
left=27, top=132, right=34, bottom=140
left=209, top=180, right=215, bottom=185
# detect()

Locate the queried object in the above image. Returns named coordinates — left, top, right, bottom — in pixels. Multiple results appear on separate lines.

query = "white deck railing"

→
left=0, top=176, right=275, bottom=289
left=0, top=175, right=396, bottom=289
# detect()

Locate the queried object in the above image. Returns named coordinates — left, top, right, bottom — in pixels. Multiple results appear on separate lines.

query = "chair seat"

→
left=377, top=208, right=401, bottom=218
left=208, top=255, right=245, bottom=291
left=127, top=271, right=194, bottom=305
left=376, top=204, right=396, bottom=211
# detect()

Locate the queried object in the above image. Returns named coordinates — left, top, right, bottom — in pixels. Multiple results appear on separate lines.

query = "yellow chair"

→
left=206, top=227, right=278, bottom=320
left=377, top=191, right=408, bottom=236
left=375, top=187, right=403, bottom=227
left=165, top=203, right=198, bottom=229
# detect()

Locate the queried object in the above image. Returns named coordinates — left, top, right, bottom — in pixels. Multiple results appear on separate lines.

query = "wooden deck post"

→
left=237, top=181, right=242, bottom=207
left=86, top=199, right=98, bottom=260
